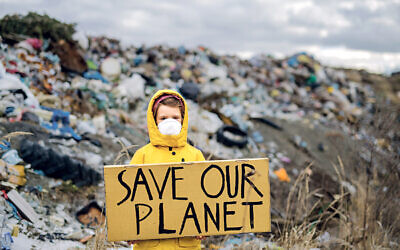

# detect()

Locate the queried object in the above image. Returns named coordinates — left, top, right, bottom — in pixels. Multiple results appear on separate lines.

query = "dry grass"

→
left=263, top=153, right=398, bottom=250
left=90, top=224, right=107, bottom=249
left=113, top=138, right=138, bottom=165
left=90, top=138, right=139, bottom=250
left=276, top=163, right=320, bottom=249
left=87, top=206, right=129, bottom=249
left=0, top=131, right=33, bottom=142
left=267, top=100, right=400, bottom=250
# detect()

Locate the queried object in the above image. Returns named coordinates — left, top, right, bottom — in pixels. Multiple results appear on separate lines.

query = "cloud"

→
left=1, top=0, right=399, bottom=72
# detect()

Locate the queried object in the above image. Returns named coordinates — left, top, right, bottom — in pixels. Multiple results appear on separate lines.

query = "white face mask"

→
left=157, top=118, right=182, bottom=135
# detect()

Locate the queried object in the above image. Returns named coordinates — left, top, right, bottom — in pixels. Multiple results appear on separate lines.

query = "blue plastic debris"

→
left=43, top=52, right=60, bottom=64
left=0, top=232, right=13, bottom=250
left=300, top=141, right=308, bottom=148
left=252, top=131, right=264, bottom=143
left=4, top=107, right=15, bottom=116
left=133, top=55, right=144, bottom=66
left=287, top=52, right=308, bottom=68
left=287, top=56, right=299, bottom=68
left=83, top=71, right=109, bottom=83
left=178, top=45, right=186, bottom=55
left=1, top=149, right=23, bottom=165
left=0, top=140, right=11, bottom=151
left=224, top=237, right=242, bottom=246
left=33, top=170, right=45, bottom=176
left=40, top=106, right=82, bottom=141
left=5, top=200, right=21, bottom=221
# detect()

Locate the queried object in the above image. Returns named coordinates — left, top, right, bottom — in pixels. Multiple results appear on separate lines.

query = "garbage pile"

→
left=0, top=12, right=398, bottom=249
left=0, top=32, right=381, bottom=161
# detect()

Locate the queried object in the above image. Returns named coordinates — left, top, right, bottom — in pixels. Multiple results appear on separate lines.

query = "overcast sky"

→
left=1, top=0, right=400, bottom=73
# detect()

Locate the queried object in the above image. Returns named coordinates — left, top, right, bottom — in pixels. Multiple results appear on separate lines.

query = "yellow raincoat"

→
left=130, top=89, right=204, bottom=250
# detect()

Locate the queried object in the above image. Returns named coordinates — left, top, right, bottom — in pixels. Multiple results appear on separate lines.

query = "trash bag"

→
left=0, top=66, right=40, bottom=109
left=21, top=111, right=40, bottom=124
left=216, top=125, right=248, bottom=148
left=112, top=73, right=145, bottom=101
left=73, top=31, right=89, bottom=50
left=19, top=141, right=101, bottom=186
left=187, top=100, right=223, bottom=134
left=51, top=40, right=87, bottom=74
left=179, top=82, right=200, bottom=101
left=100, top=57, right=121, bottom=79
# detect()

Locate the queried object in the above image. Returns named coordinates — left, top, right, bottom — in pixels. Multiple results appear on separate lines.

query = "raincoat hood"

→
left=147, top=89, right=188, bottom=147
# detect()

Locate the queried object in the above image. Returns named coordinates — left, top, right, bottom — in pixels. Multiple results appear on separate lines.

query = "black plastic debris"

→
left=21, top=111, right=40, bottom=124
left=19, top=140, right=101, bottom=186
left=251, top=117, right=283, bottom=131
left=216, top=125, right=248, bottom=148
left=179, top=82, right=200, bottom=101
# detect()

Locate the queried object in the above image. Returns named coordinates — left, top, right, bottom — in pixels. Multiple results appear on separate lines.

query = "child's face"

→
left=155, top=104, right=182, bottom=125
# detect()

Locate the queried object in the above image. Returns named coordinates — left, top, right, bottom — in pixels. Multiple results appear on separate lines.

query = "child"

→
left=130, top=89, right=205, bottom=249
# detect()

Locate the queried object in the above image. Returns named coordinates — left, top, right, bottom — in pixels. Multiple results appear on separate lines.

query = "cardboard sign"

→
left=104, top=158, right=270, bottom=241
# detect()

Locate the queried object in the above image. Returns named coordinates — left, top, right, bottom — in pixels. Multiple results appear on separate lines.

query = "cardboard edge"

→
left=104, top=157, right=269, bottom=169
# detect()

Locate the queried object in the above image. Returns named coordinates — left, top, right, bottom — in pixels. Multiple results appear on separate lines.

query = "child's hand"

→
left=195, top=236, right=206, bottom=240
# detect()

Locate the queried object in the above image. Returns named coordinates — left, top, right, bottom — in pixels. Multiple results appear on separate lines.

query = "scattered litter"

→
left=6, top=189, right=41, bottom=225
left=76, top=201, right=105, bottom=227
left=274, top=168, right=291, bottom=182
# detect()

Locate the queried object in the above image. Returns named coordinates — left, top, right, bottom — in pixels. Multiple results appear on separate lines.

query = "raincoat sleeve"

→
left=129, top=148, right=145, bottom=164
left=196, top=149, right=206, bottom=161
